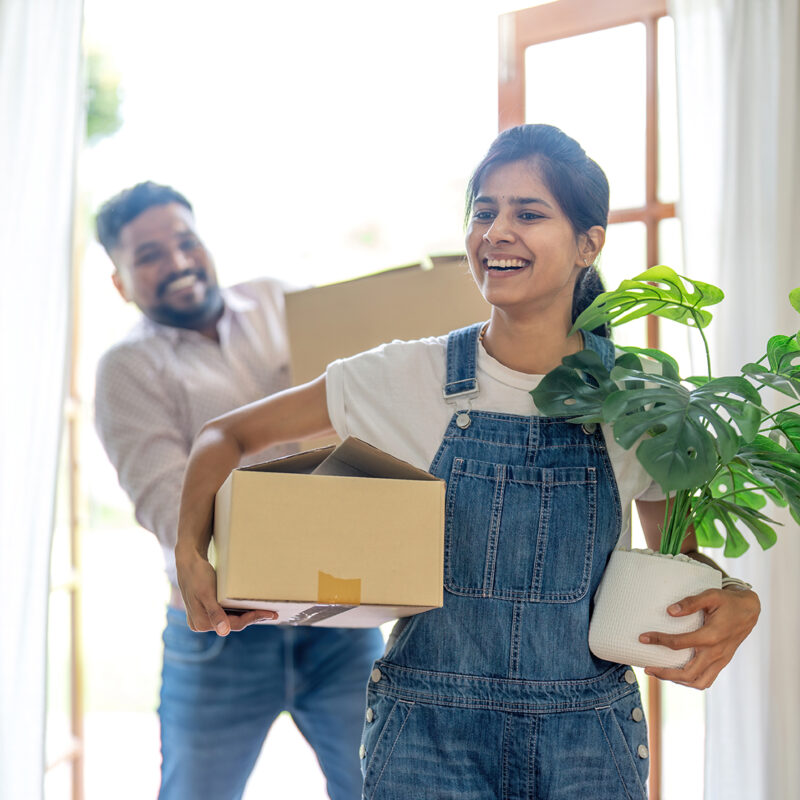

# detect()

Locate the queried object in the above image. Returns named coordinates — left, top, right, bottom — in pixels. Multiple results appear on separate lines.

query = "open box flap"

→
left=311, top=437, right=440, bottom=481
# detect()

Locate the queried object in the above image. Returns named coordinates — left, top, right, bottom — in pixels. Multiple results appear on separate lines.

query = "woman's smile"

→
left=484, top=256, right=532, bottom=273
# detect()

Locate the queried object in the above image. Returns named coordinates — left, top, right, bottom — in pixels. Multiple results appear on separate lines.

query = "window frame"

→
left=498, top=2, right=675, bottom=797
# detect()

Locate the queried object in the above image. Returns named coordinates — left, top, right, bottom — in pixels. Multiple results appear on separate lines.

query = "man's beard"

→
left=145, top=283, right=224, bottom=330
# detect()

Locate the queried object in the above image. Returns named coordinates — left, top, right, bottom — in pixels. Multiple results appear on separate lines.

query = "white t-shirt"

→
left=326, top=334, right=664, bottom=549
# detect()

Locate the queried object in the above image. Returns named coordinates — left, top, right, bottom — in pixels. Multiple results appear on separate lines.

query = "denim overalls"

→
left=361, top=324, right=650, bottom=800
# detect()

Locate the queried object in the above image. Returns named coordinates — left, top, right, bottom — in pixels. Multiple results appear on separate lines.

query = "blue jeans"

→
left=159, top=607, right=384, bottom=800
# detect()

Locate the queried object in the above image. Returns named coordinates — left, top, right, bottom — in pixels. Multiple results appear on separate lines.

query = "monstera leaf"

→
left=601, top=370, right=762, bottom=492
left=571, top=265, right=724, bottom=334
left=734, top=436, right=800, bottom=523
left=768, top=410, right=800, bottom=452
left=693, top=498, right=778, bottom=557
left=532, top=349, right=621, bottom=423
left=616, top=345, right=681, bottom=381
left=742, top=334, right=800, bottom=398
left=692, top=462, right=786, bottom=554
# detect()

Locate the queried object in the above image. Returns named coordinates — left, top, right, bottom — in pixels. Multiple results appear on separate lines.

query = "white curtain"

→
left=0, top=0, right=84, bottom=797
left=670, top=1, right=800, bottom=798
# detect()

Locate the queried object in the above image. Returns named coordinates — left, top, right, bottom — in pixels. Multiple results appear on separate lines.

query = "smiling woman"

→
left=174, top=123, right=760, bottom=799
left=464, top=126, right=607, bottom=375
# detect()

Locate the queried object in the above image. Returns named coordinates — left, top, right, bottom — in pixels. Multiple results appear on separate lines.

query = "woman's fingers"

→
left=639, top=587, right=760, bottom=689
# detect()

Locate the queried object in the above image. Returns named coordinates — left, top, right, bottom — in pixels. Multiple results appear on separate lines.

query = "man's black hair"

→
left=95, top=181, right=193, bottom=256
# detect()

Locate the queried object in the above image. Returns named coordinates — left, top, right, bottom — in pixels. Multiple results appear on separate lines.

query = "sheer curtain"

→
left=0, top=0, right=84, bottom=797
left=670, top=1, right=800, bottom=798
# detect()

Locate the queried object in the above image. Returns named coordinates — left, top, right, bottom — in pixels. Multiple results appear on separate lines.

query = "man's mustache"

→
left=156, top=268, right=207, bottom=299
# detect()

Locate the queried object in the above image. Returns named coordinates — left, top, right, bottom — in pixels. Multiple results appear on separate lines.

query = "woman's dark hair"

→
left=466, top=124, right=611, bottom=337
left=95, top=181, right=193, bottom=256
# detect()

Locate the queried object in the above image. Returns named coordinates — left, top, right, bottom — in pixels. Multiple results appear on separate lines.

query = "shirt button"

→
left=366, top=707, right=374, bottom=723
left=359, top=744, right=366, bottom=759
left=632, top=707, right=644, bottom=722
left=638, top=744, right=649, bottom=759
left=371, top=668, right=383, bottom=683
left=624, top=669, right=636, bottom=684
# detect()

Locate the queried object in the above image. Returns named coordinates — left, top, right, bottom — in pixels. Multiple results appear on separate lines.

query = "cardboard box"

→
left=214, top=437, right=445, bottom=627
left=285, top=254, right=489, bottom=386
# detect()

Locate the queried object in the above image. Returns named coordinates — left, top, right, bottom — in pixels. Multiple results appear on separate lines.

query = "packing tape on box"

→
left=317, top=570, right=362, bottom=605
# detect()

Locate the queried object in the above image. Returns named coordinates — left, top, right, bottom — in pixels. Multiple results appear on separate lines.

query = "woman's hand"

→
left=174, top=375, right=333, bottom=635
left=638, top=587, right=761, bottom=689
left=175, top=544, right=277, bottom=635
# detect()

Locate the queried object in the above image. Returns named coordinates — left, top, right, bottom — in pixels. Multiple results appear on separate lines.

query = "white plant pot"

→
left=589, top=548, right=722, bottom=669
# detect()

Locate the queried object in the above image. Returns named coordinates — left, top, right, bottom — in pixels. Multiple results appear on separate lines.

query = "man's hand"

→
left=639, top=587, right=761, bottom=689
left=176, top=547, right=276, bottom=635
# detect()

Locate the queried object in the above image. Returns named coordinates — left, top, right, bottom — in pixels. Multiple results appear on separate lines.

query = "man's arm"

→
left=94, top=346, right=189, bottom=561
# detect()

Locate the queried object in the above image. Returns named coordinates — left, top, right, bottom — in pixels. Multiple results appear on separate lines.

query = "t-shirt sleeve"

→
left=324, top=337, right=449, bottom=471
left=325, top=356, right=351, bottom=440
left=635, top=480, right=667, bottom=502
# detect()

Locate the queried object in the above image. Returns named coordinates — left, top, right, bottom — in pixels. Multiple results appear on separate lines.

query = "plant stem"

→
left=761, top=401, right=800, bottom=423
left=661, top=488, right=695, bottom=555
left=692, top=309, right=713, bottom=379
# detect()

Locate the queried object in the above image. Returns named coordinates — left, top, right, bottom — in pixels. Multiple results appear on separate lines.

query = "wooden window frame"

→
left=498, top=2, right=674, bottom=798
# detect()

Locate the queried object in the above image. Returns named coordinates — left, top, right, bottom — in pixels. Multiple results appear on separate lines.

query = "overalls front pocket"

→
left=444, top=457, right=597, bottom=602
left=361, top=690, right=415, bottom=799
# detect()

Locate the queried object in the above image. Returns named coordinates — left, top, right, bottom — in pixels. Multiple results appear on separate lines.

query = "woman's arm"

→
left=634, top=498, right=761, bottom=689
left=175, top=374, right=333, bottom=636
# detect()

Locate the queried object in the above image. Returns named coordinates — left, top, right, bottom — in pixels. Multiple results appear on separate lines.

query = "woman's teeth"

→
left=486, top=259, right=529, bottom=270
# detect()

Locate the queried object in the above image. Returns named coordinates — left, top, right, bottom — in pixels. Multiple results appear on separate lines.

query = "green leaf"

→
left=741, top=362, right=800, bottom=399
left=532, top=350, right=622, bottom=422
left=617, top=345, right=681, bottom=381
left=572, top=265, right=724, bottom=334
left=789, top=287, right=800, bottom=313
left=600, top=372, right=764, bottom=491
left=734, top=437, right=800, bottom=517
left=693, top=512, right=726, bottom=548
left=770, top=411, right=800, bottom=453
left=531, top=365, right=609, bottom=421
left=694, top=499, right=779, bottom=557
left=767, top=335, right=800, bottom=372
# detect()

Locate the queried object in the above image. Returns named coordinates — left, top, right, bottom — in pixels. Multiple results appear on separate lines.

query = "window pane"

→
left=658, top=217, right=697, bottom=375
left=599, top=221, right=647, bottom=348
left=525, top=24, right=646, bottom=209
left=658, top=17, right=680, bottom=203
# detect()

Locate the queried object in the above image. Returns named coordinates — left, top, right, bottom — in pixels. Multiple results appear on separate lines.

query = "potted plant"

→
left=532, top=266, right=800, bottom=668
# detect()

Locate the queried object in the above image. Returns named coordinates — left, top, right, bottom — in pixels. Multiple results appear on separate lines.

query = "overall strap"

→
left=443, top=323, right=484, bottom=400
left=581, top=329, right=615, bottom=371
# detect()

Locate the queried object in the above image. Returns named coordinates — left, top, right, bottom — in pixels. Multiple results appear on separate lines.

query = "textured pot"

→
left=589, top=548, right=722, bottom=669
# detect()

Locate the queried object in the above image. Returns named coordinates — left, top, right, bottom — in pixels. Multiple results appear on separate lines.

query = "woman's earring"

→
left=583, top=258, right=590, bottom=267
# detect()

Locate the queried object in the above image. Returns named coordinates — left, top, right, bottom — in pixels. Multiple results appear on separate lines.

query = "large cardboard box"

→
left=214, top=437, right=445, bottom=627
left=285, top=254, right=489, bottom=386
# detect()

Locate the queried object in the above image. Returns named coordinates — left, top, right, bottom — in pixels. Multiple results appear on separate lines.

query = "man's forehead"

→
left=117, top=203, right=197, bottom=251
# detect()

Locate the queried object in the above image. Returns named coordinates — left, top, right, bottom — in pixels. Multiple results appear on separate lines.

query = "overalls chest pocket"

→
left=444, top=457, right=597, bottom=603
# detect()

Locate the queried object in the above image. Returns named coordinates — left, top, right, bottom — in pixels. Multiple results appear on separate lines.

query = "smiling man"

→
left=93, top=182, right=383, bottom=800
